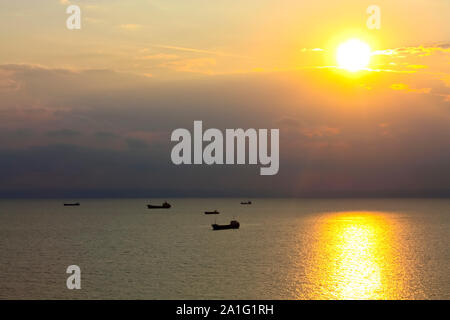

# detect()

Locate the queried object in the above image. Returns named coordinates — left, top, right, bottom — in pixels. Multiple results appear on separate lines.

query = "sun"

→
left=337, top=39, right=371, bottom=72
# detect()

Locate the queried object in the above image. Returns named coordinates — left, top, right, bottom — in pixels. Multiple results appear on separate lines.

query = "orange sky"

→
left=1, top=0, right=449, bottom=76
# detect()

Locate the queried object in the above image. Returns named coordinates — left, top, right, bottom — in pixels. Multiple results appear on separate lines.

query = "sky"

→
left=0, top=0, right=449, bottom=197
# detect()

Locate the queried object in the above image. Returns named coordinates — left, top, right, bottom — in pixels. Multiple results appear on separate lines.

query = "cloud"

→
left=0, top=77, right=20, bottom=92
left=301, top=126, right=340, bottom=138
left=46, top=129, right=81, bottom=137
left=136, top=54, right=178, bottom=61
left=125, top=138, right=149, bottom=149
left=276, top=117, right=300, bottom=128
left=1, top=63, right=450, bottom=197
left=369, top=44, right=450, bottom=99
left=154, top=45, right=242, bottom=58
left=407, top=65, right=427, bottom=69
left=120, top=24, right=143, bottom=30
left=373, top=44, right=450, bottom=57
left=158, top=58, right=216, bottom=74
left=390, top=83, right=431, bottom=94
left=94, top=131, right=119, bottom=139
left=301, top=48, right=324, bottom=52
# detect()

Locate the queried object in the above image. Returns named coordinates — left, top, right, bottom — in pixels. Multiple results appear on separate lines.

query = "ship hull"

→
left=147, top=205, right=171, bottom=209
left=211, top=222, right=240, bottom=230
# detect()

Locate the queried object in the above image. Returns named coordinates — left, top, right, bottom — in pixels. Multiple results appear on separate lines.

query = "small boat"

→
left=147, top=201, right=171, bottom=209
left=212, top=220, right=240, bottom=230
left=64, top=202, right=80, bottom=206
left=204, top=210, right=219, bottom=215
left=240, top=201, right=252, bottom=205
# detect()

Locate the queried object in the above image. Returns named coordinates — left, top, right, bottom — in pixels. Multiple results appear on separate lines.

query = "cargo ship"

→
left=211, top=220, right=240, bottom=230
left=204, top=210, right=219, bottom=215
left=64, top=202, right=80, bottom=206
left=147, top=201, right=171, bottom=209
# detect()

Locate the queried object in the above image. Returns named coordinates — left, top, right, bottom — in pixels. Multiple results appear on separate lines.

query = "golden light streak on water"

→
left=302, top=211, right=406, bottom=299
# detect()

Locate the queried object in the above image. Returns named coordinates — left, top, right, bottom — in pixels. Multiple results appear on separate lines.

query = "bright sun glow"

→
left=337, top=39, right=371, bottom=72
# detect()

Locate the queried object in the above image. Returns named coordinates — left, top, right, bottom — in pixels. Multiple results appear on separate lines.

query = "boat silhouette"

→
left=64, top=202, right=80, bottom=206
left=147, top=201, right=171, bottom=209
left=240, top=201, right=252, bottom=205
left=212, top=220, right=240, bottom=230
left=204, top=210, right=219, bottom=215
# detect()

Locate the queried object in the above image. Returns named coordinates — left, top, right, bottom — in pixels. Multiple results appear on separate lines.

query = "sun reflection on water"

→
left=301, top=211, right=404, bottom=299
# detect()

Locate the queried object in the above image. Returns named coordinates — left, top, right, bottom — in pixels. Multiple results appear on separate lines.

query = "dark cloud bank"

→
left=0, top=64, right=449, bottom=198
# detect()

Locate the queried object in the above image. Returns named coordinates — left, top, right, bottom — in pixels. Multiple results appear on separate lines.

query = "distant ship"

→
left=240, top=201, right=252, bottom=205
left=212, top=220, right=240, bottom=230
left=147, top=201, right=171, bottom=209
left=204, top=210, right=219, bottom=215
left=64, top=202, right=80, bottom=206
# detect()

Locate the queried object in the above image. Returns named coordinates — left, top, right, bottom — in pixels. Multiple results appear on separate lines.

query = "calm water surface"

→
left=0, top=198, right=449, bottom=299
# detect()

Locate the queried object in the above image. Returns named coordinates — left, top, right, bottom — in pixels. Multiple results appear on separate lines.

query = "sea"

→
left=0, top=198, right=449, bottom=299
